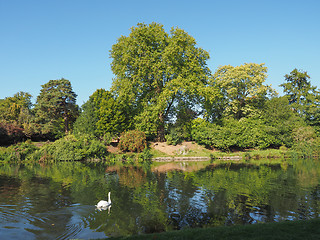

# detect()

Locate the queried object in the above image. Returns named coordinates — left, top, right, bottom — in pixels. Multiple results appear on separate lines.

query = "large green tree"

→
left=34, top=78, right=78, bottom=136
left=280, top=68, right=320, bottom=129
left=110, top=22, right=215, bottom=141
left=210, top=63, right=275, bottom=120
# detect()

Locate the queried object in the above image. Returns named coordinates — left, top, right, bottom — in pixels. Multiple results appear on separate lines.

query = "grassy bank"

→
left=149, top=141, right=290, bottom=161
left=0, top=138, right=314, bottom=164
left=110, top=219, right=320, bottom=240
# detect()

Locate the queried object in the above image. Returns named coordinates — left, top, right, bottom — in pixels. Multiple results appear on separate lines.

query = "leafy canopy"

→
left=90, top=89, right=129, bottom=136
left=34, top=78, right=78, bottom=136
left=0, top=91, right=33, bottom=124
left=280, top=68, right=320, bottom=129
left=73, top=89, right=130, bottom=138
left=110, top=22, right=216, bottom=140
left=210, top=63, right=275, bottom=120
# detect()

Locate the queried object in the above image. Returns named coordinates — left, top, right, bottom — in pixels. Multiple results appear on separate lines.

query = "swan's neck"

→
left=108, top=192, right=111, bottom=203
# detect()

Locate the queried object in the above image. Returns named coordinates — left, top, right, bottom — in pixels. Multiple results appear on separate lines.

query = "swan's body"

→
left=96, top=192, right=111, bottom=210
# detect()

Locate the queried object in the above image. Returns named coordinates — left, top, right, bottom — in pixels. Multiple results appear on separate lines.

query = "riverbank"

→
left=148, top=141, right=290, bottom=161
left=0, top=138, right=314, bottom=164
left=110, top=218, right=320, bottom=240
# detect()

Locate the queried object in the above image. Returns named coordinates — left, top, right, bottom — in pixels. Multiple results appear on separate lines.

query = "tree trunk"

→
left=157, top=113, right=166, bottom=142
left=64, top=116, right=69, bottom=134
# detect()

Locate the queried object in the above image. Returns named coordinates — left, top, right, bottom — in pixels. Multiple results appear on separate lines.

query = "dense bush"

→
left=0, top=121, right=25, bottom=145
left=34, top=134, right=108, bottom=161
left=165, top=127, right=184, bottom=146
left=191, top=118, right=283, bottom=151
left=292, top=126, right=320, bottom=157
left=119, top=130, right=147, bottom=152
left=0, top=140, right=39, bottom=162
left=73, top=99, right=98, bottom=137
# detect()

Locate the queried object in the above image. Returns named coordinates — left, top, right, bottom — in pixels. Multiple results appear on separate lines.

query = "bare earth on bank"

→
left=106, top=141, right=286, bottom=160
left=106, top=141, right=211, bottom=156
left=150, top=141, right=210, bottom=156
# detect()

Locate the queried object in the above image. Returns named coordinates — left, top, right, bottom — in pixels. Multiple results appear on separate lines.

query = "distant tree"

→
left=0, top=92, right=39, bottom=140
left=280, top=69, right=313, bottom=109
left=73, top=98, right=97, bottom=137
left=90, top=89, right=129, bottom=137
left=210, top=63, right=275, bottom=120
left=0, top=91, right=33, bottom=123
left=110, top=22, right=215, bottom=141
left=262, top=96, right=305, bottom=147
left=166, top=98, right=198, bottom=143
left=280, top=68, right=320, bottom=130
left=73, top=89, right=130, bottom=138
left=34, top=78, right=78, bottom=136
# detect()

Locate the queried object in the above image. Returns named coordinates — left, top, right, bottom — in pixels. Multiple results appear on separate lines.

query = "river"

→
left=0, top=159, right=319, bottom=239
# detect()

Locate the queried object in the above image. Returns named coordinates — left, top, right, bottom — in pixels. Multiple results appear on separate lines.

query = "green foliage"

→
left=191, top=117, right=285, bottom=151
left=138, top=148, right=153, bottom=162
left=73, top=99, right=98, bottom=137
left=262, top=96, right=305, bottom=147
left=191, top=118, right=228, bottom=150
left=0, top=92, right=39, bottom=143
left=0, top=91, right=33, bottom=123
left=208, top=63, right=275, bottom=120
left=100, top=132, right=113, bottom=146
left=167, top=100, right=198, bottom=142
left=165, top=127, right=184, bottom=146
left=192, top=96, right=310, bottom=151
left=111, top=22, right=214, bottom=141
left=281, top=68, right=312, bottom=110
left=34, top=78, right=78, bottom=137
left=34, top=134, right=108, bottom=161
left=280, top=68, right=320, bottom=128
left=90, top=89, right=129, bottom=136
left=74, top=89, right=130, bottom=138
left=292, top=126, right=320, bottom=157
left=119, top=130, right=147, bottom=152
left=0, top=140, right=39, bottom=162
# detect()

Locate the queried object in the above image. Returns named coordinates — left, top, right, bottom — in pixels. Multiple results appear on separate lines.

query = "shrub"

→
left=191, top=117, right=280, bottom=151
left=279, top=145, right=288, bottom=152
left=165, top=127, right=184, bottom=146
left=0, top=121, right=25, bottom=145
left=100, top=132, right=113, bottom=146
left=292, top=126, right=320, bottom=157
left=33, top=134, right=108, bottom=161
left=191, top=118, right=233, bottom=151
left=137, top=148, right=153, bottom=162
left=0, top=140, right=39, bottom=162
left=119, top=130, right=147, bottom=152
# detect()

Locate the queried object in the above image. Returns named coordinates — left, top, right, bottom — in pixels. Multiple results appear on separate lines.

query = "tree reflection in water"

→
left=0, top=159, right=320, bottom=238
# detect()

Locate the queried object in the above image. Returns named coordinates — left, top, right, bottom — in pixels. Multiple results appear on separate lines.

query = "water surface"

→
left=0, top=159, right=319, bottom=239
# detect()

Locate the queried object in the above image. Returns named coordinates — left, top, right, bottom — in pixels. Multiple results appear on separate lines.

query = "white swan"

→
left=96, top=192, right=111, bottom=211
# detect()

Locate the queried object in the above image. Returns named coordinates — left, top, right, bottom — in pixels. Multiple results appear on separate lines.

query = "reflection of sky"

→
left=190, top=187, right=208, bottom=214
left=166, top=180, right=210, bottom=228
left=0, top=202, right=110, bottom=239
left=64, top=204, right=108, bottom=239
left=0, top=204, right=37, bottom=240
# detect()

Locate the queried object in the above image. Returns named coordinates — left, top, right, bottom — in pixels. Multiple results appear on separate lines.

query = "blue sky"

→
left=1, top=0, right=319, bottom=105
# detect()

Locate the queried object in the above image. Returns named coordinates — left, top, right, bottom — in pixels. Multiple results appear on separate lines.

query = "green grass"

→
left=109, top=219, right=320, bottom=240
left=149, top=148, right=170, bottom=158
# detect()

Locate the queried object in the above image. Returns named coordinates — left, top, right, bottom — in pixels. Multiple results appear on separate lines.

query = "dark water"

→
left=0, top=159, right=320, bottom=239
